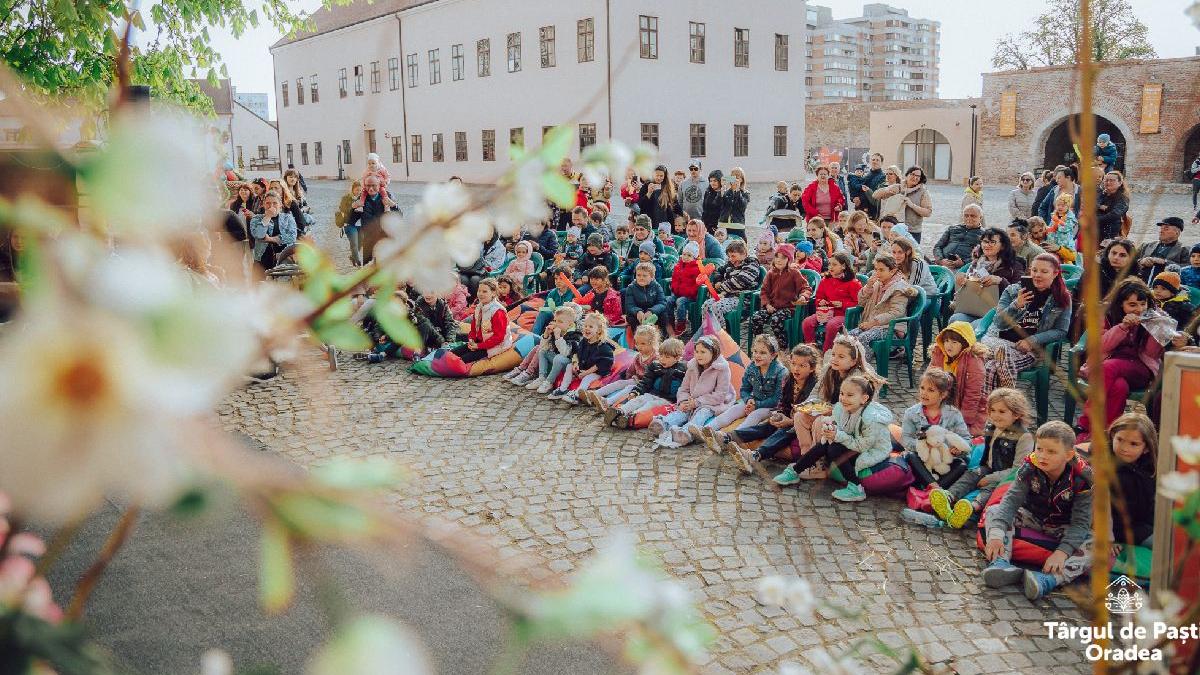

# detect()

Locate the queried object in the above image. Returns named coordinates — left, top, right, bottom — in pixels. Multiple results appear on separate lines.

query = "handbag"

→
left=952, top=279, right=1000, bottom=318
left=879, top=192, right=906, bottom=220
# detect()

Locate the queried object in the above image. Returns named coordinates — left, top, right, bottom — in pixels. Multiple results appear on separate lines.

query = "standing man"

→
left=851, top=153, right=886, bottom=219
left=829, top=161, right=850, bottom=209
left=348, top=175, right=400, bottom=265
left=678, top=160, right=705, bottom=220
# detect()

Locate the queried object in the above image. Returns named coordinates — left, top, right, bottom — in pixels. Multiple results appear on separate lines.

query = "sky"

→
left=202, top=0, right=1198, bottom=119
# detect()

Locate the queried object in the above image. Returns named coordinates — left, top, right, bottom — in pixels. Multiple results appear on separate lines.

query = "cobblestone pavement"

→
left=216, top=180, right=1101, bottom=674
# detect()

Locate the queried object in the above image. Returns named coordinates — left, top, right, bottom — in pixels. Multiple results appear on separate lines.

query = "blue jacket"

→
left=1037, top=184, right=1081, bottom=223
left=1181, top=265, right=1200, bottom=289
left=618, top=256, right=665, bottom=287
left=623, top=280, right=669, bottom=323
left=985, top=283, right=1072, bottom=347
left=739, top=360, right=787, bottom=408
left=526, top=228, right=558, bottom=259
left=249, top=212, right=297, bottom=262
left=634, top=360, right=688, bottom=400
left=575, top=338, right=615, bottom=375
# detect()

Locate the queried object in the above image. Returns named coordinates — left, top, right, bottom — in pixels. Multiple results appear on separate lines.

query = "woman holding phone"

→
left=980, top=253, right=1072, bottom=391
left=947, top=227, right=1025, bottom=325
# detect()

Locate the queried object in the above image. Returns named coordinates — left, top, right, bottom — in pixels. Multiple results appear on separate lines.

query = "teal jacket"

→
left=829, top=401, right=895, bottom=474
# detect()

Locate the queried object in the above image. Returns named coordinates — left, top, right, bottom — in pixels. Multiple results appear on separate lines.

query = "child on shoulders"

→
left=605, top=338, right=687, bottom=428
left=929, top=321, right=989, bottom=436
left=900, top=368, right=972, bottom=489
left=648, top=335, right=736, bottom=447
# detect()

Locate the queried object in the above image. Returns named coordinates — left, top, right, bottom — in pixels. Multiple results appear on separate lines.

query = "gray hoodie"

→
left=678, top=176, right=705, bottom=219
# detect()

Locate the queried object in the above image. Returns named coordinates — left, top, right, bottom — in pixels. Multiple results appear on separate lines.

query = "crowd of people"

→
left=211, top=135, right=1200, bottom=603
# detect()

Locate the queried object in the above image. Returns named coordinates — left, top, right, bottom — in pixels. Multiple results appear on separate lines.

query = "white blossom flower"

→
left=491, top=158, right=551, bottom=236
left=756, top=575, right=789, bottom=606
left=806, top=648, right=867, bottom=675
left=307, top=615, right=431, bottom=675
left=580, top=142, right=634, bottom=188
left=1172, top=436, right=1200, bottom=465
left=779, top=662, right=814, bottom=675
left=1159, top=470, right=1199, bottom=502
left=200, top=649, right=234, bottom=675
left=630, top=143, right=658, bottom=177
left=783, top=577, right=817, bottom=619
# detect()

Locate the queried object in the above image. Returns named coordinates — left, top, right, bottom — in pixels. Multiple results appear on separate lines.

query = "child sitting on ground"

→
left=622, top=262, right=669, bottom=331
left=581, top=324, right=659, bottom=411
left=526, top=305, right=583, bottom=394
left=1109, top=412, right=1157, bottom=548
left=929, top=321, right=989, bottom=436
left=606, top=338, right=688, bottom=428
left=700, top=335, right=788, bottom=441
left=648, top=335, right=736, bottom=447
left=748, top=244, right=810, bottom=349
left=900, top=368, right=972, bottom=489
left=774, top=375, right=894, bottom=503
left=712, top=344, right=821, bottom=475
left=410, top=291, right=459, bottom=354
left=669, top=242, right=703, bottom=336
left=450, top=277, right=511, bottom=364
left=494, top=277, right=523, bottom=311
left=918, top=388, right=1034, bottom=529
left=553, top=312, right=616, bottom=404
left=702, top=240, right=763, bottom=330
left=504, top=240, right=537, bottom=290
left=981, top=420, right=1094, bottom=600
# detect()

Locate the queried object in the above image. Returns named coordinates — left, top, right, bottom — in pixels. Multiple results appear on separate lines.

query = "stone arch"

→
left=898, top=128, right=953, bottom=181
left=1177, top=123, right=1200, bottom=184
left=1029, top=108, right=1135, bottom=176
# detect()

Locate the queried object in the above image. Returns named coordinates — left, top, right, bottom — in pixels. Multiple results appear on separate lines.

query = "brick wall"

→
left=805, top=98, right=981, bottom=166
left=978, top=57, right=1200, bottom=185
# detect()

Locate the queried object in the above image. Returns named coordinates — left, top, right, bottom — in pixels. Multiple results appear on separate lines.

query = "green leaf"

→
left=311, top=457, right=406, bottom=490
left=260, top=518, right=294, bottom=614
left=542, top=172, right=576, bottom=208
left=295, top=242, right=324, bottom=275
left=538, top=125, right=574, bottom=164
left=270, top=493, right=378, bottom=541
left=314, top=320, right=372, bottom=351
left=169, top=487, right=209, bottom=518
left=1174, top=490, right=1200, bottom=541
left=373, top=296, right=423, bottom=350
left=129, top=10, right=145, bottom=30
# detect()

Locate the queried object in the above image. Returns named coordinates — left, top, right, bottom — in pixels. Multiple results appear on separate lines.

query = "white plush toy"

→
left=915, top=425, right=971, bottom=476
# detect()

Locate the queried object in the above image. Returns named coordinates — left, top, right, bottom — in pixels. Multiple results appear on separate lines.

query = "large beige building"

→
left=269, top=0, right=807, bottom=183
left=805, top=3, right=939, bottom=104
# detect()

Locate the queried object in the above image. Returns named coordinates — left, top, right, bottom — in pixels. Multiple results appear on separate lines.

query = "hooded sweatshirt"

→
left=929, top=321, right=989, bottom=435
left=676, top=354, right=737, bottom=413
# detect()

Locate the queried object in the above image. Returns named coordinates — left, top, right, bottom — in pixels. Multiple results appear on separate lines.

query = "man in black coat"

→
left=348, top=176, right=400, bottom=264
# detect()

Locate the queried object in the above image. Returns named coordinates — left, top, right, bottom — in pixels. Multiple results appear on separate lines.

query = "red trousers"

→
left=1078, top=358, right=1152, bottom=431
left=801, top=315, right=846, bottom=351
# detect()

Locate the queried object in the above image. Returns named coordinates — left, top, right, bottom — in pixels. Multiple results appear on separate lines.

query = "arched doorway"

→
left=1181, top=124, right=1200, bottom=184
left=1042, top=114, right=1125, bottom=173
left=899, top=129, right=952, bottom=181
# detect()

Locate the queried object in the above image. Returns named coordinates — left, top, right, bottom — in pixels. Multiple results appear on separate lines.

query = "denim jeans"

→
left=707, top=404, right=773, bottom=430
left=619, top=393, right=669, bottom=415
left=595, top=379, right=637, bottom=402
left=538, top=351, right=571, bottom=382
left=345, top=225, right=363, bottom=265
left=733, top=424, right=796, bottom=460
left=672, top=296, right=692, bottom=323
left=659, top=407, right=715, bottom=431
left=531, top=310, right=554, bottom=336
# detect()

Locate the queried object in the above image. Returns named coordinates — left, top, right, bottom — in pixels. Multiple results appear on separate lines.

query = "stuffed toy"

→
left=914, top=425, right=971, bottom=476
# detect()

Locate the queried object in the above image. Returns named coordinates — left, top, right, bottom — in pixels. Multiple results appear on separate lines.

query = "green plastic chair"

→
left=784, top=269, right=824, bottom=348
left=924, top=265, right=956, bottom=356
left=974, top=308, right=1064, bottom=426
left=673, top=235, right=686, bottom=252
left=843, top=287, right=926, bottom=393
left=1063, top=334, right=1148, bottom=424
left=1062, top=264, right=1083, bottom=292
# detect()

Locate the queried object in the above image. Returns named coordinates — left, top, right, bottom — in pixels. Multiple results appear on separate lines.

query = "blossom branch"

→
left=65, top=504, right=141, bottom=620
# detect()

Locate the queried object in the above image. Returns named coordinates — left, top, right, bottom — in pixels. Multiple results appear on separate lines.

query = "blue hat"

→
left=796, top=241, right=814, bottom=255
left=639, top=240, right=657, bottom=256
left=1098, top=133, right=1111, bottom=144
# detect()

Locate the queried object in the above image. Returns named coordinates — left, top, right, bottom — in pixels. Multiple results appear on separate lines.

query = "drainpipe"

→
left=396, top=14, right=411, bottom=179
left=969, top=103, right=978, bottom=178
left=605, top=0, right=612, bottom=141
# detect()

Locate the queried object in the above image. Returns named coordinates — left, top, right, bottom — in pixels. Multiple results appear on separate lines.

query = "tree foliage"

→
left=0, top=0, right=321, bottom=114
left=991, top=0, right=1156, bottom=70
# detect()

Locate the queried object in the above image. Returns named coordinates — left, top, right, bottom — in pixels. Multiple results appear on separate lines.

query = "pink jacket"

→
left=677, top=355, right=736, bottom=413
left=1089, top=321, right=1165, bottom=378
left=504, top=257, right=536, bottom=285
left=362, top=165, right=391, bottom=189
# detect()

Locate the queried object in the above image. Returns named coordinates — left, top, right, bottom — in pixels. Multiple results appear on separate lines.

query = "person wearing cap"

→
left=1151, top=271, right=1194, bottom=329
left=631, top=213, right=666, bottom=257
left=1133, top=216, right=1189, bottom=282
left=669, top=241, right=703, bottom=336
left=1094, top=133, right=1118, bottom=172
left=574, top=233, right=618, bottom=291
left=678, top=161, right=705, bottom=220
left=1179, top=243, right=1200, bottom=289
left=656, top=222, right=675, bottom=249
left=749, top=244, right=811, bottom=349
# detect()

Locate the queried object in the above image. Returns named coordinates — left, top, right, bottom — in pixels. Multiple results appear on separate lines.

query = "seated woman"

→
left=947, top=227, right=1026, bottom=326
left=890, top=237, right=937, bottom=298
left=980, top=254, right=1072, bottom=392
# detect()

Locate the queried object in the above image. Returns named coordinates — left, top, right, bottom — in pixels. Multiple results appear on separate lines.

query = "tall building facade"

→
left=806, top=3, right=939, bottom=104
left=233, top=91, right=270, bottom=121
left=270, top=0, right=806, bottom=183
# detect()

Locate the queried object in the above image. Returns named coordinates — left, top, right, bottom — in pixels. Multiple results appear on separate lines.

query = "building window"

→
left=774, top=34, right=788, bottom=71
left=391, top=136, right=403, bottom=163
left=341, top=139, right=352, bottom=166
left=428, top=49, right=441, bottom=85
left=689, top=22, right=705, bottom=63
left=539, top=25, right=556, bottom=68
left=578, top=123, right=596, bottom=153
left=314, top=141, right=323, bottom=165
left=432, top=133, right=444, bottom=162
left=388, top=57, right=399, bottom=90
left=338, top=68, right=347, bottom=98
left=296, top=77, right=304, bottom=105
left=477, top=39, right=491, bottom=77
left=733, top=124, right=748, bottom=157
left=734, top=28, right=749, bottom=67
left=507, top=33, right=521, bottom=72
left=370, top=61, right=381, bottom=92
left=310, top=74, right=319, bottom=102
left=281, top=81, right=289, bottom=107
left=640, top=123, right=659, bottom=148
left=773, top=126, right=787, bottom=156
left=451, top=44, right=464, bottom=81
left=286, top=143, right=293, bottom=165
left=690, top=124, right=706, bottom=158
left=354, top=65, right=364, bottom=95
left=300, top=142, right=309, bottom=165
left=482, top=129, right=496, bottom=161
left=542, top=126, right=554, bottom=140
left=257, top=145, right=269, bottom=160
left=366, top=129, right=377, bottom=154
left=410, top=135, right=422, bottom=162
left=639, top=15, right=658, bottom=59
left=510, top=127, right=524, bottom=151
left=577, top=18, right=594, bottom=62
left=406, top=54, right=418, bottom=87
left=455, top=131, right=467, bottom=161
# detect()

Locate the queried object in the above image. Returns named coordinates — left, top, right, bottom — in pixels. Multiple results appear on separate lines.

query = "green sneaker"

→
left=929, top=488, right=953, bottom=523
left=948, top=499, right=975, bottom=529
left=832, top=482, right=867, bottom=502
left=773, top=466, right=801, bottom=486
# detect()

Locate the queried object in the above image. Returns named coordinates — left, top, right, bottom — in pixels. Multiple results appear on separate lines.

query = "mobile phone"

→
left=871, top=232, right=882, bottom=242
left=1020, top=275, right=1036, bottom=294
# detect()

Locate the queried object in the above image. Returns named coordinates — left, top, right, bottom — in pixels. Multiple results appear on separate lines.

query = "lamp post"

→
left=969, top=104, right=978, bottom=178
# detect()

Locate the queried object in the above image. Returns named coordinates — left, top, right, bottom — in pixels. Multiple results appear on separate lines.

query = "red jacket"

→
left=671, top=259, right=702, bottom=300
left=814, top=277, right=862, bottom=318
left=930, top=345, right=987, bottom=436
left=800, top=180, right=846, bottom=220
left=761, top=267, right=809, bottom=310
left=581, top=287, right=625, bottom=326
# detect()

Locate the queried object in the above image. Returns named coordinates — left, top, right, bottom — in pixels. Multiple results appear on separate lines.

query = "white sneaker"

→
left=648, top=417, right=666, bottom=436
left=537, top=380, right=554, bottom=394
left=671, top=426, right=693, bottom=446
left=502, top=368, right=519, bottom=382
left=512, top=372, right=532, bottom=385
left=526, top=378, right=545, bottom=390
left=547, top=387, right=568, bottom=400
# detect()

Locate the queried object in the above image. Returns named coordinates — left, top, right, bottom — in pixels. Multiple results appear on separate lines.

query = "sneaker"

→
left=367, top=352, right=385, bottom=364
left=512, top=372, right=533, bottom=386
left=684, top=422, right=704, bottom=441
left=603, top=406, right=621, bottom=427
left=547, top=387, right=569, bottom=400
left=929, top=488, right=954, bottom=523
left=561, top=392, right=580, bottom=405
left=537, top=380, right=554, bottom=394
left=502, top=368, right=520, bottom=382
left=526, top=378, right=546, bottom=390
left=700, top=427, right=725, bottom=455
left=647, top=417, right=666, bottom=437
left=948, top=499, right=975, bottom=529
left=798, top=464, right=829, bottom=480
left=981, top=558, right=1023, bottom=588
left=578, top=390, right=597, bottom=409
left=900, top=508, right=944, bottom=528
left=832, top=483, right=867, bottom=502
left=595, top=397, right=610, bottom=414
left=612, top=412, right=631, bottom=429
left=671, top=426, right=693, bottom=446
left=726, top=442, right=755, bottom=476
left=773, top=466, right=801, bottom=486
left=1023, top=570, right=1058, bottom=600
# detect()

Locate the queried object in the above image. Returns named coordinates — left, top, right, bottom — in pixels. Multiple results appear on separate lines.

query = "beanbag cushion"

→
left=828, top=454, right=913, bottom=498
left=630, top=403, right=674, bottom=430
left=467, top=348, right=523, bottom=376
left=408, top=344, right=522, bottom=378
